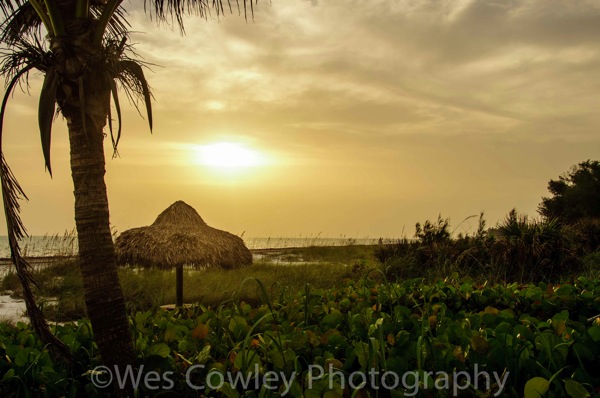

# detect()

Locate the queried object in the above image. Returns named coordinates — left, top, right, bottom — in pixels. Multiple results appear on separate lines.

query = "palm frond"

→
left=38, top=69, right=59, bottom=175
left=116, top=59, right=153, bottom=132
left=1, top=34, right=54, bottom=172
left=90, top=3, right=130, bottom=42
left=0, top=63, right=73, bottom=367
left=108, top=76, right=122, bottom=157
left=1, top=68, right=33, bottom=242
left=92, top=0, right=125, bottom=45
left=43, top=0, right=66, bottom=36
left=0, top=2, right=44, bottom=45
left=101, top=39, right=153, bottom=152
left=0, top=1, right=131, bottom=44
left=0, top=0, right=28, bottom=18
left=144, top=0, right=253, bottom=33
left=0, top=34, right=50, bottom=80
left=76, top=0, right=91, bottom=18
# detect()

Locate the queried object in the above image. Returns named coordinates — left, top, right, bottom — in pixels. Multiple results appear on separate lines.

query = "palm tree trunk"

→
left=47, top=14, right=136, bottom=387
left=63, top=89, right=136, bottom=374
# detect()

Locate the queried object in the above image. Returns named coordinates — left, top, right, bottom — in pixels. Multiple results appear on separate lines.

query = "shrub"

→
left=538, top=160, right=600, bottom=222
left=489, top=210, right=581, bottom=283
left=376, top=211, right=585, bottom=283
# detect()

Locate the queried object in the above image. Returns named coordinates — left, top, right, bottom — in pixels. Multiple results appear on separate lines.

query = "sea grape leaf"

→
left=134, top=310, right=151, bottom=326
left=164, top=322, right=184, bottom=342
left=147, top=343, right=170, bottom=358
left=218, top=382, right=240, bottom=398
left=524, top=377, right=550, bottom=398
left=274, top=348, right=296, bottom=370
left=228, top=316, right=249, bottom=337
left=587, top=326, right=600, bottom=343
left=395, top=330, right=411, bottom=347
left=484, top=306, right=499, bottom=315
left=284, top=380, right=303, bottom=398
left=498, top=309, right=515, bottom=319
left=555, top=285, right=574, bottom=296
left=353, top=341, right=370, bottom=369
left=322, top=310, right=344, bottom=329
left=470, top=335, right=490, bottom=354
left=572, top=342, right=595, bottom=362
left=15, top=349, right=31, bottom=367
left=394, top=305, right=412, bottom=319
left=564, top=379, right=590, bottom=398
left=2, top=368, right=15, bottom=382
left=196, top=345, right=212, bottom=364
left=552, top=310, right=570, bottom=322
left=233, top=348, right=261, bottom=373
left=192, top=323, right=210, bottom=340
left=288, top=333, right=307, bottom=351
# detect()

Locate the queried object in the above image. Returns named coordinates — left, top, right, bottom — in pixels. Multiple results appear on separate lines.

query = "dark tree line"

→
left=539, top=160, right=600, bottom=223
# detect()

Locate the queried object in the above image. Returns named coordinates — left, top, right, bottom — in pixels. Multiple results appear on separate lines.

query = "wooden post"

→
left=176, top=264, right=184, bottom=307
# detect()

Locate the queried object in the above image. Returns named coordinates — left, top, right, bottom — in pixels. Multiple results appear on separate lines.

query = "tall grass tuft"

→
left=375, top=210, right=595, bottom=283
left=1, top=247, right=370, bottom=321
left=491, top=210, right=579, bottom=282
left=19, top=229, right=78, bottom=258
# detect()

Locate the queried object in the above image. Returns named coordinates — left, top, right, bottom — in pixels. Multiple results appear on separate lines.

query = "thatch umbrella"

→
left=115, top=200, right=252, bottom=306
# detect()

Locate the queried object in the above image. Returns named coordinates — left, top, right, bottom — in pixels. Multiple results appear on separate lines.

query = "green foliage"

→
left=375, top=215, right=459, bottom=279
left=1, top=254, right=362, bottom=321
left=570, top=218, right=600, bottom=256
left=538, top=160, right=600, bottom=223
left=1, top=277, right=600, bottom=397
left=492, top=210, right=580, bottom=282
left=282, top=245, right=377, bottom=266
left=375, top=211, right=597, bottom=283
left=582, top=252, right=600, bottom=278
left=415, top=215, right=451, bottom=245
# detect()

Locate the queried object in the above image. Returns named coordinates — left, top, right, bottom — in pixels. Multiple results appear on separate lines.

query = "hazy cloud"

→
left=2, top=0, right=600, bottom=235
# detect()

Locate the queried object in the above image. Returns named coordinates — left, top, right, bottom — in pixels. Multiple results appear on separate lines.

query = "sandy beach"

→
left=0, top=257, right=75, bottom=324
left=0, top=252, right=280, bottom=324
left=0, top=294, right=28, bottom=323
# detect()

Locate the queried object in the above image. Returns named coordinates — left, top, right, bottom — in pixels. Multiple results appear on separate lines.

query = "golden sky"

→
left=2, top=0, right=600, bottom=238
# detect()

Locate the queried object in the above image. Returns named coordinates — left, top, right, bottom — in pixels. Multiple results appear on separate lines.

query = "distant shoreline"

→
left=0, top=243, right=386, bottom=274
left=0, top=244, right=382, bottom=264
left=0, top=256, right=76, bottom=266
left=0, top=236, right=394, bottom=259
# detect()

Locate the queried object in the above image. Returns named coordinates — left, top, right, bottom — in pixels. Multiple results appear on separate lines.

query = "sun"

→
left=194, top=142, right=265, bottom=170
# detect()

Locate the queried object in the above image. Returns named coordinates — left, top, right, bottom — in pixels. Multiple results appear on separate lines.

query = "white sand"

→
left=0, top=295, right=28, bottom=324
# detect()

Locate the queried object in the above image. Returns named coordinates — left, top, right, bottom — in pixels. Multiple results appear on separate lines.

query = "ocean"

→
left=0, top=235, right=390, bottom=258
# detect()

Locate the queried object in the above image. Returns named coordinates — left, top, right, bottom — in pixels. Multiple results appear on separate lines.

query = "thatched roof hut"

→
left=115, top=201, right=252, bottom=269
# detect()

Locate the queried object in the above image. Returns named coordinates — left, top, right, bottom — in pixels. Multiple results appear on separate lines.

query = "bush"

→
left=538, top=160, right=600, bottom=222
left=583, top=251, right=600, bottom=277
left=570, top=218, right=600, bottom=255
left=488, top=210, right=581, bottom=282
left=376, top=211, right=587, bottom=283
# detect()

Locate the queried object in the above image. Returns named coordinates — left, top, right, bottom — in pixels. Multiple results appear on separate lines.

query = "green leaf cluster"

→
left=1, top=276, right=600, bottom=397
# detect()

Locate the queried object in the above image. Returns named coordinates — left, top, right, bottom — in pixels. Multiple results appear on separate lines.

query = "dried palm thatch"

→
left=115, top=201, right=252, bottom=269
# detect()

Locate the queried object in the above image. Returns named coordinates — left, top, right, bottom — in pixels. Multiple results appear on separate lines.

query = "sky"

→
left=1, top=0, right=600, bottom=239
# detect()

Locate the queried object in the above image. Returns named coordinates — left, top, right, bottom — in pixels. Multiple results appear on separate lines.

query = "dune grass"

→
left=277, top=244, right=378, bottom=264
left=119, top=261, right=358, bottom=311
left=0, top=246, right=376, bottom=321
left=5, top=227, right=597, bottom=322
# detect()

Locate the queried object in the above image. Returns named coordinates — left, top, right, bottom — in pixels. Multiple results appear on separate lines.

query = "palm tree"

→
left=0, top=0, right=252, bottom=372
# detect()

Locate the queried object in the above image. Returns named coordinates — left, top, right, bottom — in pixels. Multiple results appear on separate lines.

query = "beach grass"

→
left=119, top=260, right=359, bottom=312
left=0, top=245, right=378, bottom=321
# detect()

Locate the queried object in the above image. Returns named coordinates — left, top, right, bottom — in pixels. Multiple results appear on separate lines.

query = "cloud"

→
left=4, top=0, right=599, bottom=235
left=123, top=0, right=600, bottom=151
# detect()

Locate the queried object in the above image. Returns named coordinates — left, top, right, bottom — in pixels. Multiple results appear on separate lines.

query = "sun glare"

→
left=194, top=142, right=264, bottom=169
